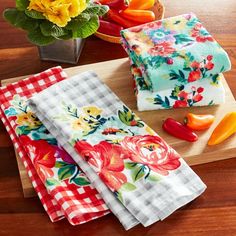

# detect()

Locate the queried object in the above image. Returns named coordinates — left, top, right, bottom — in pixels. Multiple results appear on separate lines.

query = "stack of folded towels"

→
left=120, top=13, right=231, bottom=111
left=0, top=66, right=207, bottom=229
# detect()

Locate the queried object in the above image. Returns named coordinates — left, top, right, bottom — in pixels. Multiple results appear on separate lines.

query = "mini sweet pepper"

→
left=184, top=113, right=215, bottom=131
left=208, top=111, right=236, bottom=145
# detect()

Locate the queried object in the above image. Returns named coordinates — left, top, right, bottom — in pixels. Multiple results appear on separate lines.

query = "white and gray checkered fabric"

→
left=28, top=71, right=206, bottom=228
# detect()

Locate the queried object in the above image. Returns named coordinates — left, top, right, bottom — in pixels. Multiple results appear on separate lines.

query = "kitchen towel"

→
left=130, top=63, right=226, bottom=111
left=28, top=71, right=207, bottom=228
left=0, top=67, right=109, bottom=225
left=121, top=12, right=231, bottom=92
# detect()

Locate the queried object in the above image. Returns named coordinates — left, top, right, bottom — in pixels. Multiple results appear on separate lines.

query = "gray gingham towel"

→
left=28, top=71, right=206, bottom=228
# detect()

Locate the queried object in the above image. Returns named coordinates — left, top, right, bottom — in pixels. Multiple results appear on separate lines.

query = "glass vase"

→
left=38, top=38, right=85, bottom=64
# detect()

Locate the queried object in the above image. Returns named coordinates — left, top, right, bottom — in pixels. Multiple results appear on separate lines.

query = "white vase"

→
left=38, top=38, right=85, bottom=64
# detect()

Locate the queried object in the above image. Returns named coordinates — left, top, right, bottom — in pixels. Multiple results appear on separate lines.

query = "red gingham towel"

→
left=0, top=67, right=109, bottom=225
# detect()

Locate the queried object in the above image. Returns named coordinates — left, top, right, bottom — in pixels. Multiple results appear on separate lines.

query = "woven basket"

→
left=95, top=0, right=165, bottom=44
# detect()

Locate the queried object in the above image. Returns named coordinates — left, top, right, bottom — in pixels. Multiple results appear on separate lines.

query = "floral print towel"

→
left=121, top=13, right=231, bottom=92
left=28, top=71, right=206, bottom=228
left=0, top=67, right=109, bottom=225
left=130, top=63, right=225, bottom=111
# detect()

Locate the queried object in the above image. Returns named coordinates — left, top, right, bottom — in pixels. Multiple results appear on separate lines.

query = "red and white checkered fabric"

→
left=0, top=67, right=110, bottom=225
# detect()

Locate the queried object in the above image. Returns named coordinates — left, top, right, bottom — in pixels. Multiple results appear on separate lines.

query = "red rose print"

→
left=173, top=100, right=188, bottom=108
left=207, top=55, right=213, bottom=61
left=19, top=135, right=56, bottom=182
left=178, top=91, right=189, bottom=100
left=205, top=61, right=214, bottom=70
left=197, top=87, right=204, bottom=93
left=191, top=61, right=200, bottom=69
left=75, top=140, right=128, bottom=191
left=121, top=135, right=181, bottom=176
left=191, top=23, right=214, bottom=43
left=148, top=42, right=176, bottom=57
left=188, top=70, right=201, bottom=82
left=193, top=94, right=203, bottom=102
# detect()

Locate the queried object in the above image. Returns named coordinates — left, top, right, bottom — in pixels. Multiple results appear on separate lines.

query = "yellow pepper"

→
left=208, top=111, right=236, bottom=145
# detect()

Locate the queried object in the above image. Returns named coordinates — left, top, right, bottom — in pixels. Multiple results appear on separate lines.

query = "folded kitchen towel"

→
left=121, top=13, right=231, bottom=92
left=28, top=71, right=207, bottom=228
left=0, top=67, right=110, bottom=225
left=130, top=63, right=226, bottom=111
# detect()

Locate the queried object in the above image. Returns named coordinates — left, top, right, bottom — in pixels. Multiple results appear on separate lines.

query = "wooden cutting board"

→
left=2, top=57, right=236, bottom=197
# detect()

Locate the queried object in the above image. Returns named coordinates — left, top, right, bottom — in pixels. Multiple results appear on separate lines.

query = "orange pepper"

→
left=107, top=9, right=139, bottom=28
left=121, top=9, right=155, bottom=24
left=128, top=0, right=155, bottom=10
left=184, top=113, right=215, bottom=131
left=208, top=112, right=236, bottom=146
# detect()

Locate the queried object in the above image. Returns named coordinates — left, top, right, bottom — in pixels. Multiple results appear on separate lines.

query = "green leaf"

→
left=16, top=0, right=29, bottom=11
left=45, top=178, right=61, bottom=187
left=58, top=165, right=76, bottom=181
left=83, top=4, right=109, bottom=16
left=124, top=162, right=138, bottom=169
left=66, top=13, right=90, bottom=31
left=131, top=166, right=145, bottom=182
left=4, top=9, right=38, bottom=31
left=27, top=29, right=56, bottom=46
left=72, top=177, right=90, bottom=186
left=25, top=9, right=45, bottom=19
left=147, top=174, right=161, bottom=182
left=120, top=182, right=136, bottom=192
left=54, top=161, right=69, bottom=168
left=71, top=14, right=99, bottom=38
left=40, top=21, right=67, bottom=38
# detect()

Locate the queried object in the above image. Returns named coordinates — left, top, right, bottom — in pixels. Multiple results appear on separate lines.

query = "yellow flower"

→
left=28, top=0, right=87, bottom=27
left=82, top=106, right=102, bottom=118
left=16, top=111, right=42, bottom=129
left=45, top=4, right=71, bottom=27
left=164, top=17, right=188, bottom=31
left=64, top=0, right=87, bottom=18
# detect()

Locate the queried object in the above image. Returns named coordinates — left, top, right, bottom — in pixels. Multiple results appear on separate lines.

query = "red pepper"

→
left=107, top=9, right=139, bottom=28
left=99, top=0, right=127, bottom=10
left=121, top=9, right=155, bottom=24
left=97, top=20, right=123, bottom=36
left=162, top=118, right=198, bottom=142
left=128, top=0, right=155, bottom=10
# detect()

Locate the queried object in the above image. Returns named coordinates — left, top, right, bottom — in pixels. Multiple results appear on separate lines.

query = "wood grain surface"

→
left=0, top=0, right=236, bottom=235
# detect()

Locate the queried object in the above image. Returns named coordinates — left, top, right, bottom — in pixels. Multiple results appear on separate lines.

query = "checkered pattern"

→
left=28, top=73, right=140, bottom=230
left=0, top=67, right=110, bottom=225
left=0, top=106, right=64, bottom=222
left=28, top=71, right=206, bottom=228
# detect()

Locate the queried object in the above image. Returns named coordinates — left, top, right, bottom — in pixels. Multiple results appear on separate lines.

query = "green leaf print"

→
left=131, top=165, right=146, bottom=182
left=147, top=174, right=161, bottom=182
left=58, top=165, right=76, bottom=181
left=120, top=182, right=137, bottom=192
left=55, top=161, right=69, bottom=168
left=125, top=162, right=138, bottom=169
left=45, top=178, right=61, bottom=187
left=174, top=34, right=194, bottom=44
left=153, top=95, right=171, bottom=109
left=72, top=177, right=90, bottom=186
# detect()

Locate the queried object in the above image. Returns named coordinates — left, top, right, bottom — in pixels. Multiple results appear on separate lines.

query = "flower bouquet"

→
left=3, top=0, right=109, bottom=46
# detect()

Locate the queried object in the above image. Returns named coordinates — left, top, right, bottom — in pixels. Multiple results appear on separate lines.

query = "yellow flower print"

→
left=16, top=111, right=42, bottom=129
left=82, top=106, right=102, bottom=118
left=164, top=18, right=188, bottom=31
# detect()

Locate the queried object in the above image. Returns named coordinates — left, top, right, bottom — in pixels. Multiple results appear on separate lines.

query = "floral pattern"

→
left=55, top=101, right=182, bottom=202
left=4, top=95, right=91, bottom=187
left=121, top=13, right=231, bottom=91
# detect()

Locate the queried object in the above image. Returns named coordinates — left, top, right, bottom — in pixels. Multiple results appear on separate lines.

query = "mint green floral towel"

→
left=121, top=13, right=231, bottom=92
